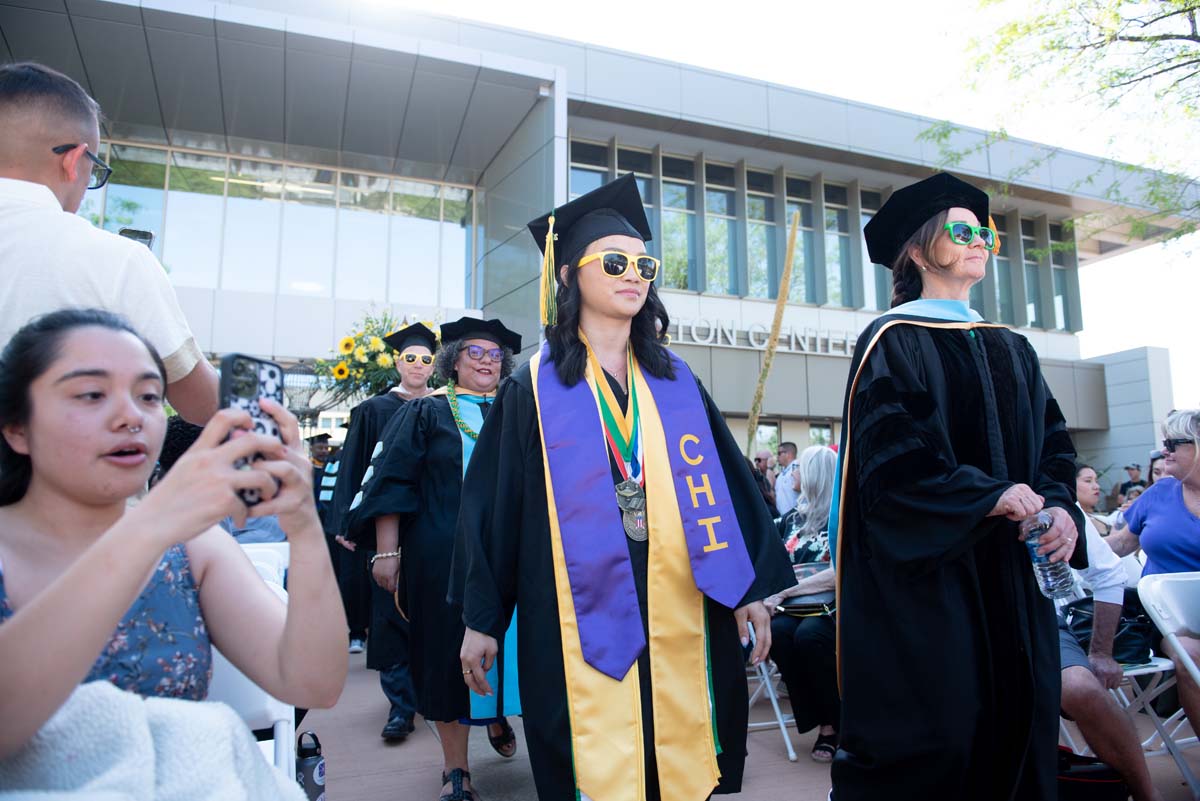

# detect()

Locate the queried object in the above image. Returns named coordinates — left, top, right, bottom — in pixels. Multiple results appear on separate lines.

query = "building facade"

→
left=2, top=0, right=1182, bottom=469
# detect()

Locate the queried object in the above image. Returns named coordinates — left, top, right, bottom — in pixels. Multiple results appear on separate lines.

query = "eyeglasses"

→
left=51, top=144, right=112, bottom=190
left=943, top=222, right=997, bottom=250
left=400, top=353, right=434, bottom=365
left=1162, top=438, right=1194, bottom=453
left=459, top=344, right=504, bottom=362
left=577, top=250, right=660, bottom=282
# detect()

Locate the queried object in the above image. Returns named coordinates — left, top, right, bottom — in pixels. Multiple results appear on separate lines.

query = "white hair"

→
left=1163, top=409, right=1200, bottom=481
left=796, top=445, right=837, bottom=540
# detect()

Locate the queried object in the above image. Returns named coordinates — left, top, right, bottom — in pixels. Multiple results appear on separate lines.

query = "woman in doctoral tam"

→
left=344, top=317, right=522, bottom=801
left=328, top=322, right=438, bottom=742
left=453, top=174, right=793, bottom=801
left=829, top=172, right=1086, bottom=801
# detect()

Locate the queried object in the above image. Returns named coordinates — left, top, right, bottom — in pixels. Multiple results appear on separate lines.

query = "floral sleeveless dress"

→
left=0, top=544, right=212, bottom=699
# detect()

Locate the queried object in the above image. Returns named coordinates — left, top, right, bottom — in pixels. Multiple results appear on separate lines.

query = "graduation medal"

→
left=591, top=346, right=648, bottom=542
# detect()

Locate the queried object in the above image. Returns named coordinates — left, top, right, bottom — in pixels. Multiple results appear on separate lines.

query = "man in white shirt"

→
left=0, top=62, right=217, bottom=423
left=1060, top=508, right=1163, bottom=801
left=774, top=441, right=799, bottom=517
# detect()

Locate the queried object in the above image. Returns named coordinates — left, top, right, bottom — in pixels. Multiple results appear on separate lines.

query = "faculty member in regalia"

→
left=829, top=172, right=1087, bottom=801
left=345, top=316, right=523, bottom=801
left=453, top=174, right=793, bottom=801
left=327, top=322, right=438, bottom=742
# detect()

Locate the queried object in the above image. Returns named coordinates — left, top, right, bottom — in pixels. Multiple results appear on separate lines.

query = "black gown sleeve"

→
left=450, top=377, right=531, bottom=640
left=343, top=400, right=429, bottom=547
left=852, top=329, right=1012, bottom=573
left=326, top=402, right=370, bottom=539
left=698, top=382, right=795, bottom=607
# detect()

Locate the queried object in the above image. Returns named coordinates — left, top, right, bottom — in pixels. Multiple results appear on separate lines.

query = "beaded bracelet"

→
left=370, top=551, right=402, bottom=565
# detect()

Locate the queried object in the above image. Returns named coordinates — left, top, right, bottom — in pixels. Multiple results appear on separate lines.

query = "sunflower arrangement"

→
left=314, top=309, right=439, bottom=406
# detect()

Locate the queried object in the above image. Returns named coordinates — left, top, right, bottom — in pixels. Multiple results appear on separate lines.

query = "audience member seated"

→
left=0, top=309, right=347, bottom=762
left=1105, top=409, right=1200, bottom=742
left=745, top=455, right=777, bottom=516
left=762, top=445, right=838, bottom=762
left=1061, top=465, right=1163, bottom=801
left=1147, top=450, right=1166, bottom=488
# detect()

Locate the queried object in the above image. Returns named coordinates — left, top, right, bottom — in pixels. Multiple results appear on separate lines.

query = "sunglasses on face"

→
left=459, top=344, right=504, bottom=362
left=943, top=222, right=997, bottom=250
left=51, top=144, right=112, bottom=190
left=400, top=353, right=434, bottom=365
left=578, top=250, right=660, bottom=282
left=1162, top=438, right=1194, bottom=453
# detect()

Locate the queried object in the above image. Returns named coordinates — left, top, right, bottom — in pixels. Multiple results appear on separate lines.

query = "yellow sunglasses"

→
left=578, top=250, right=660, bottom=282
left=400, top=353, right=433, bottom=365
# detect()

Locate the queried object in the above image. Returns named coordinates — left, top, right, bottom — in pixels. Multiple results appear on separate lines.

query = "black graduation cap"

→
left=439, top=316, right=522, bottom=353
left=305, top=433, right=332, bottom=444
left=382, top=322, right=438, bottom=353
left=526, top=173, right=653, bottom=326
left=864, top=172, right=996, bottom=269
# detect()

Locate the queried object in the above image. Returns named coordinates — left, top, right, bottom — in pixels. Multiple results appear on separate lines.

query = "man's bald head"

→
left=0, top=62, right=102, bottom=211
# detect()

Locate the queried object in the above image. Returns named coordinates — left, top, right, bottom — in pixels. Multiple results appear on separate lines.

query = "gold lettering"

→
left=687, top=473, right=715, bottom=509
left=679, top=434, right=703, bottom=466
left=698, top=516, right=729, bottom=552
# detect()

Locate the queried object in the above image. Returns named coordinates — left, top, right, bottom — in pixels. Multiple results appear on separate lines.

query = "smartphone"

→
left=118, top=228, right=155, bottom=250
left=219, top=354, right=284, bottom=505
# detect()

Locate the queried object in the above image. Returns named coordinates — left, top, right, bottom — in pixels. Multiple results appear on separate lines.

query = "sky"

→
left=381, top=0, right=1197, bottom=407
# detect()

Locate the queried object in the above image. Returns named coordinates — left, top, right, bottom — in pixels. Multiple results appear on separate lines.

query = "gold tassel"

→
left=988, top=215, right=1001, bottom=255
left=539, top=214, right=558, bottom=327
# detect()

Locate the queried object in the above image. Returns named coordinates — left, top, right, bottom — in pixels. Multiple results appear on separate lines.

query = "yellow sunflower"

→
left=354, top=368, right=365, bottom=379
left=332, top=362, right=350, bottom=380
left=369, top=336, right=385, bottom=353
left=337, top=336, right=355, bottom=355
left=376, top=352, right=394, bottom=368
left=354, top=345, right=369, bottom=363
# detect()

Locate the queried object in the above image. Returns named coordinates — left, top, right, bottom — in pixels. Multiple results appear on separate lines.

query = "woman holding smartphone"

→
left=0, top=308, right=347, bottom=759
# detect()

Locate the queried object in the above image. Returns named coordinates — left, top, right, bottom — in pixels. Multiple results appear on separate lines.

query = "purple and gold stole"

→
left=531, top=342, right=755, bottom=801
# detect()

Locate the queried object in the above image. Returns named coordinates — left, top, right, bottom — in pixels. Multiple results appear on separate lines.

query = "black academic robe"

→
left=831, top=318, right=1087, bottom=801
left=330, top=391, right=409, bottom=670
left=451, top=363, right=793, bottom=800
left=346, top=394, right=486, bottom=722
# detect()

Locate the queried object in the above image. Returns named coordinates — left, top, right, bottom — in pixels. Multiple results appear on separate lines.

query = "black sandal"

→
left=487, top=718, right=517, bottom=758
left=811, top=732, right=837, bottom=763
left=439, top=768, right=474, bottom=801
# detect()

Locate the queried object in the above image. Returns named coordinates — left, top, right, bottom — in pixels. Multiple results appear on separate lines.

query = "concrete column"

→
left=1036, top=215, right=1056, bottom=330
left=734, top=160, right=749, bottom=297
left=846, top=178, right=865, bottom=309
left=980, top=205, right=1001, bottom=322
left=1065, top=223, right=1084, bottom=332
left=1006, top=208, right=1030, bottom=328
left=606, top=137, right=618, bottom=183
left=649, top=145, right=664, bottom=263
left=811, top=172, right=829, bottom=307
left=772, top=165, right=788, bottom=300
left=694, top=153, right=707, bottom=294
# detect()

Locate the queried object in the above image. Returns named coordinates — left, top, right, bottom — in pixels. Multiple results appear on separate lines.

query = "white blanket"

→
left=0, top=681, right=306, bottom=801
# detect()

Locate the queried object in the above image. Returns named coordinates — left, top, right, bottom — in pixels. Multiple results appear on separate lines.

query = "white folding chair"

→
left=1138, top=572, right=1200, bottom=796
left=1059, top=656, right=1178, bottom=756
left=745, top=625, right=798, bottom=761
left=240, top=543, right=290, bottom=586
left=206, top=579, right=296, bottom=780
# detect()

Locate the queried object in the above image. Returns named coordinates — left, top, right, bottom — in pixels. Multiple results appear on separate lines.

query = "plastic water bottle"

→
left=296, top=731, right=326, bottom=801
left=1021, top=511, right=1075, bottom=600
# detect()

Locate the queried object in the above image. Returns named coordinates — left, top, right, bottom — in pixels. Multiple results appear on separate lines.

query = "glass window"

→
left=279, top=167, right=336, bottom=297
left=221, top=159, right=283, bottom=293
left=1053, top=266, right=1070, bottom=330
left=570, top=167, right=606, bottom=199
left=76, top=142, right=107, bottom=227
left=824, top=191, right=852, bottom=308
left=440, top=187, right=472, bottom=307
left=786, top=177, right=811, bottom=200
left=785, top=200, right=816, bottom=304
left=617, top=148, right=652, bottom=174
left=705, top=163, right=735, bottom=188
left=705, top=216, right=736, bottom=295
left=661, top=208, right=695, bottom=290
left=969, top=281, right=985, bottom=317
left=860, top=189, right=883, bottom=212
left=162, top=151, right=226, bottom=289
left=1025, top=262, right=1043, bottom=327
left=662, top=155, right=695, bottom=181
left=747, top=170, right=774, bottom=194
left=823, top=184, right=848, bottom=207
left=747, top=221, right=776, bottom=299
left=746, top=195, right=774, bottom=222
left=103, top=145, right=166, bottom=259
left=705, top=188, right=734, bottom=216
left=388, top=180, right=441, bottom=305
left=570, top=140, right=608, bottom=168
left=335, top=172, right=389, bottom=300
left=662, top=181, right=694, bottom=209
left=754, top=422, right=779, bottom=460
left=809, top=423, right=832, bottom=447
left=994, top=257, right=1015, bottom=325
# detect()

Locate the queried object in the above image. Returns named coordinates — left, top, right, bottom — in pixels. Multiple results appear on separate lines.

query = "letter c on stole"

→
left=679, top=434, right=703, bottom=466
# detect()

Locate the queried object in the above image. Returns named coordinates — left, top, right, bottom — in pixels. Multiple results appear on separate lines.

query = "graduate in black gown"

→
left=453, top=175, right=793, bottom=801
left=327, top=322, right=438, bottom=741
left=828, top=173, right=1087, bottom=801
left=345, top=316, right=522, bottom=801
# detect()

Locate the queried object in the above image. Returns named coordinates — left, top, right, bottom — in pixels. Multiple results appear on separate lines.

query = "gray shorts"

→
left=1058, top=615, right=1091, bottom=673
